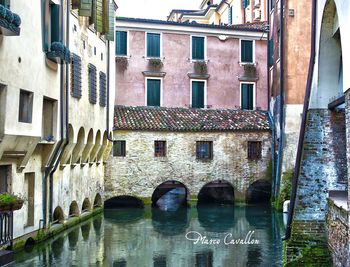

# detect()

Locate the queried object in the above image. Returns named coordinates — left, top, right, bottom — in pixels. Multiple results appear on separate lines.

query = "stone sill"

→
left=142, top=71, right=166, bottom=77
left=187, top=73, right=210, bottom=79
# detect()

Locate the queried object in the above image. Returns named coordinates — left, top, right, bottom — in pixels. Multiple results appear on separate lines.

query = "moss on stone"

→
left=275, top=170, right=293, bottom=211
left=265, top=160, right=273, bottom=181
left=140, top=197, right=152, bottom=206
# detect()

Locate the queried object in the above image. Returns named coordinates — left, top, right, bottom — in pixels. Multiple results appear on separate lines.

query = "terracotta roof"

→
left=114, top=106, right=271, bottom=132
left=116, top=17, right=269, bottom=33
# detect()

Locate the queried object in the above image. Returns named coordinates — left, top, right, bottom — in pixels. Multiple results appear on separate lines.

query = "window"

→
left=99, top=72, right=107, bottom=107
left=228, top=6, right=233, bottom=24
left=241, top=83, right=254, bottom=110
left=146, top=79, right=161, bottom=107
left=196, top=141, right=213, bottom=160
left=240, top=40, right=254, bottom=63
left=88, top=64, right=97, bottom=104
left=19, top=90, right=33, bottom=123
left=113, top=141, right=126, bottom=157
left=71, top=54, right=82, bottom=98
left=191, top=80, right=205, bottom=108
left=25, top=172, right=35, bottom=227
left=42, top=98, right=56, bottom=141
left=268, top=39, right=274, bottom=66
left=154, top=141, right=166, bottom=157
left=146, top=33, right=161, bottom=58
left=116, top=31, right=127, bottom=56
left=192, top=36, right=205, bottom=60
left=0, top=165, right=10, bottom=193
left=247, top=141, right=262, bottom=160
left=42, top=1, right=61, bottom=51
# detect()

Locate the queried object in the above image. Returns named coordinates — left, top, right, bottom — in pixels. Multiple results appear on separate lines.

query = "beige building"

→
left=168, top=0, right=267, bottom=25
left=0, top=0, right=115, bottom=242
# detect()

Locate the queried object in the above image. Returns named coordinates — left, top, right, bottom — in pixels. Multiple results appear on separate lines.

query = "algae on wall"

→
left=274, top=170, right=293, bottom=211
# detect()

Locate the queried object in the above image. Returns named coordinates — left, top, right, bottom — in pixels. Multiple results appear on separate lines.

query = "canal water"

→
left=10, top=205, right=285, bottom=267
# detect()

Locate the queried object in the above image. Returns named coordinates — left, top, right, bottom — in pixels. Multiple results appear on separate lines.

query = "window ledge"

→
left=190, top=59, right=208, bottom=63
left=146, top=57, right=164, bottom=61
left=238, top=76, right=259, bottom=82
left=38, top=140, right=56, bottom=145
left=188, top=73, right=210, bottom=79
left=142, top=71, right=166, bottom=78
left=239, top=62, right=256, bottom=67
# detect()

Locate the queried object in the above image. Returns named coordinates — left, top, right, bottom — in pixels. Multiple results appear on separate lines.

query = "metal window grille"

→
left=154, top=141, right=166, bottom=157
left=71, top=54, right=82, bottom=98
left=99, top=72, right=106, bottom=107
left=196, top=141, right=213, bottom=160
left=247, top=141, right=262, bottom=160
left=88, top=63, right=97, bottom=104
left=113, top=141, right=126, bottom=157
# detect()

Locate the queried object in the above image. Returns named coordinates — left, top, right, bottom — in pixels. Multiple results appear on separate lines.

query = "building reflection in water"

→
left=68, top=227, right=80, bottom=248
left=81, top=221, right=91, bottom=241
left=197, top=205, right=235, bottom=232
left=152, top=207, right=189, bottom=236
left=113, top=259, right=127, bottom=267
left=153, top=255, right=167, bottom=267
left=196, top=250, right=213, bottom=267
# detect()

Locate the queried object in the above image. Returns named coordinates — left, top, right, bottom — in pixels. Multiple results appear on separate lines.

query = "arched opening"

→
left=104, top=196, right=144, bottom=208
left=104, top=207, right=144, bottom=224
left=90, top=130, right=101, bottom=162
left=24, top=237, right=35, bottom=252
left=311, top=0, right=343, bottom=108
left=69, top=201, right=80, bottom=217
left=93, top=193, right=103, bottom=208
left=81, top=198, right=91, bottom=212
left=197, top=180, right=235, bottom=206
left=72, top=127, right=85, bottom=164
left=53, top=206, right=64, bottom=224
left=82, top=128, right=94, bottom=163
left=152, top=181, right=188, bottom=211
left=96, top=131, right=108, bottom=162
left=246, top=180, right=271, bottom=205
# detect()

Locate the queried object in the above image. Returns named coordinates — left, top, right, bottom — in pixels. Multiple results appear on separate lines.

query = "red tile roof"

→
left=114, top=106, right=271, bottom=132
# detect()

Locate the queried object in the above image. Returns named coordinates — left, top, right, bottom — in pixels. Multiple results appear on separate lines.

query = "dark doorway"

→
left=197, top=180, right=234, bottom=206
left=152, top=181, right=188, bottom=211
left=246, top=180, right=271, bottom=204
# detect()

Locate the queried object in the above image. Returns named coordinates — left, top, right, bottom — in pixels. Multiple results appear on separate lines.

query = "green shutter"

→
left=116, top=31, right=127, bottom=55
left=106, top=1, right=115, bottom=41
left=192, top=36, right=204, bottom=60
left=42, top=0, right=50, bottom=51
left=79, top=0, right=92, bottom=17
left=192, top=81, right=205, bottom=108
left=96, top=0, right=103, bottom=33
left=147, top=33, right=160, bottom=58
left=241, top=84, right=254, bottom=110
left=50, top=3, right=60, bottom=43
left=243, top=0, right=248, bottom=8
left=241, top=40, right=253, bottom=63
left=147, top=79, right=161, bottom=107
left=89, top=0, right=96, bottom=25
left=268, top=39, right=274, bottom=66
left=102, top=0, right=109, bottom=34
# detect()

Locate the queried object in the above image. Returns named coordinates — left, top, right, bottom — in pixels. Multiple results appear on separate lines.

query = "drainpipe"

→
left=283, top=0, right=317, bottom=240
left=106, top=40, right=113, bottom=142
left=268, top=112, right=276, bottom=201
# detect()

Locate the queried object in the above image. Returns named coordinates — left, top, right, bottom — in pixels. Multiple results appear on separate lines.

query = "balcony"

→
left=238, top=63, right=258, bottom=81
left=46, top=42, right=71, bottom=64
left=0, top=5, right=21, bottom=36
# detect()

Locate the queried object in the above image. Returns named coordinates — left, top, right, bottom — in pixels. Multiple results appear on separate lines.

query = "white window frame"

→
left=145, top=32, right=163, bottom=59
left=145, top=77, right=163, bottom=107
left=239, top=39, right=255, bottom=65
left=239, top=82, right=256, bottom=110
left=115, top=30, right=129, bottom=57
left=190, top=79, right=207, bottom=108
left=190, top=35, right=207, bottom=62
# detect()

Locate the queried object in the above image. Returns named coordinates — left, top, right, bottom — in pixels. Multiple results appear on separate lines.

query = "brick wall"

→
left=105, top=130, right=272, bottom=201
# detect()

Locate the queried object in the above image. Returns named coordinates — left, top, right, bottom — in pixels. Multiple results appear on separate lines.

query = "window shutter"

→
left=42, top=0, right=50, bottom=51
left=106, top=0, right=115, bottom=41
left=241, top=84, right=254, bottom=110
left=102, top=0, right=109, bottom=34
left=50, top=3, right=60, bottom=43
left=147, top=33, right=160, bottom=58
left=147, top=79, right=161, bottom=107
left=243, top=0, right=248, bottom=8
left=268, top=39, right=274, bottom=66
left=241, top=40, right=253, bottom=63
left=192, top=81, right=204, bottom=108
left=192, top=37, right=204, bottom=60
left=116, top=31, right=127, bottom=55
left=79, top=0, right=92, bottom=17
left=71, top=54, right=82, bottom=98
left=89, top=0, right=96, bottom=25
left=96, top=0, right=103, bottom=33
left=99, top=72, right=107, bottom=107
left=228, top=6, right=232, bottom=24
left=88, top=64, right=97, bottom=104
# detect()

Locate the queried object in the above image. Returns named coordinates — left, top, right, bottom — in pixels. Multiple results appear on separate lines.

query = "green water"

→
left=10, top=205, right=285, bottom=267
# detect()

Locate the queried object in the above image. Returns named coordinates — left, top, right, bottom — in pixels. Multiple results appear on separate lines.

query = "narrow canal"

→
left=10, top=205, right=285, bottom=266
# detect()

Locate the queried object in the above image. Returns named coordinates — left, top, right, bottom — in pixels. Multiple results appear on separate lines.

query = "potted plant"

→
left=0, top=4, right=21, bottom=36
left=0, top=193, right=24, bottom=212
left=148, top=58, right=163, bottom=70
left=194, top=60, right=208, bottom=75
left=46, top=42, right=71, bottom=64
left=243, top=63, right=256, bottom=77
left=116, top=56, right=129, bottom=71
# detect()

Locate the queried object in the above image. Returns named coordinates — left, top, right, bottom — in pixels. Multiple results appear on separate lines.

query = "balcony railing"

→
left=0, top=5, right=21, bottom=36
left=0, top=211, right=13, bottom=248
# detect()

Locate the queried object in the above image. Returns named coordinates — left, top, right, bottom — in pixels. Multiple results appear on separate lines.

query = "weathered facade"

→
left=0, top=0, right=116, bottom=245
left=105, top=106, right=272, bottom=203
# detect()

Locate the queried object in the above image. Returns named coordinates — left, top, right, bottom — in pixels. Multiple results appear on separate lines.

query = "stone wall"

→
left=105, top=130, right=272, bottom=201
left=326, top=199, right=349, bottom=267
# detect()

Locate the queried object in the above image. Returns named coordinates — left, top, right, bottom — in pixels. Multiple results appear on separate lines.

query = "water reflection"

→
left=152, top=207, right=189, bottom=236
left=11, top=206, right=284, bottom=267
left=197, top=205, right=235, bottom=232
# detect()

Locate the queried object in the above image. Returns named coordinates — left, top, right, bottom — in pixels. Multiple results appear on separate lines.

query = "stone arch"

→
left=197, top=180, right=235, bottom=206
left=93, top=193, right=103, bottom=207
left=96, top=131, right=108, bottom=162
left=81, top=198, right=91, bottom=212
left=81, top=128, right=94, bottom=163
left=104, top=196, right=144, bottom=208
left=311, top=0, right=343, bottom=108
left=60, top=124, right=75, bottom=165
left=69, top=201, right=80, bottom=217
left=152, top=180, right=188, bottom=210
left=72, top=127, right=85, bottom=164
left=246, top=179, right=271, bottom=204
left=53, top=206, right=65, bottom=223
left=90, top=130, right=101, bottom=162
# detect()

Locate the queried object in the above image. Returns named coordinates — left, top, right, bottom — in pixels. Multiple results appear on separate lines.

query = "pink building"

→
left=115, top=18, right=268, bottom=110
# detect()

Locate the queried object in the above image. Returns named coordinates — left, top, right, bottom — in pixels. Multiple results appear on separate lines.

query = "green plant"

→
left=243, top=63, right=256, bottom=77
left=148, top=58, right=163, bottom=70
left=116, top=56, right=129, bottom=71
left=194, top=60, right=207, bottom=75
left=0, top=193, right=23, bottom=206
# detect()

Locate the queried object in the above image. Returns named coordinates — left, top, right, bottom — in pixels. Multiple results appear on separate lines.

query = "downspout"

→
left=283, top=0, right=316, bottom=240
left=274, top=0, right=285, bottom=200
left=268, top=111, right=276, bottom=201
left=106, top=40, right=113, bottom=142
